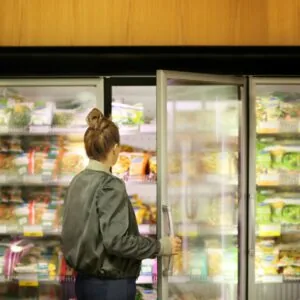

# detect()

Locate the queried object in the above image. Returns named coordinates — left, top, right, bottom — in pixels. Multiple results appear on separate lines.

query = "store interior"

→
left=0, top=76, right=300, bottom=299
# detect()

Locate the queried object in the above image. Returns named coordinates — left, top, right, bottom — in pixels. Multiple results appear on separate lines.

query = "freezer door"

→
left=249, top=77, right=300, bottom=300
left=156, top=71, right=246, bottom=300
left=0, top=78, right=103, bottom=300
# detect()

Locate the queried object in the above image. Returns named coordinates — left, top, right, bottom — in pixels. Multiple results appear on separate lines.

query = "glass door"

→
left=249, top=77, right=300, bottom=300
left=156, top=71, right=247, bottom=300
left=0, top=78, right=103, bottom=300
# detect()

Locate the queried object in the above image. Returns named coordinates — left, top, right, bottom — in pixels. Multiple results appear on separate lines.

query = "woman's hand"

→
left=170, top=237, right=182, bottom=254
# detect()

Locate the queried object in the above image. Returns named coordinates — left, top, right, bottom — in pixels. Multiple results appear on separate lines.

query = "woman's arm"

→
left=97, top=176, right=171, bottom=260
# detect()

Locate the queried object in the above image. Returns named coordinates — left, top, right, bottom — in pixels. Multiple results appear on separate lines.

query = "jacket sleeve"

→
left=97, top=176, right=161, bottom=260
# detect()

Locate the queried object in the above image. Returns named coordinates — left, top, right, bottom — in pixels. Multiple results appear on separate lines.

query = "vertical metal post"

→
left=156, top=70, right=169, bottom=300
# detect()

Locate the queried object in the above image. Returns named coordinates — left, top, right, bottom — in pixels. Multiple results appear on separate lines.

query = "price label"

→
left=257, top=174, right=279, bottom=186
left=0, top=126, right=8, bottom=133
left=0, top=225, right=7, bottom=234
left=280, top=174, right=299, bottom=186
left=23, top=225, right=43, bottom=237
left=18, top=273, right=39, bottom=287
left=23, top=175, right=43, bottom=184
left=280, top=120, right=299, bottom=133
left=19, top=280, right=39, bottom=287
left=257, top=121, right=279, bottom=133
left=7, top=224, right=19, bottom=233
left=177, top=223, right=198, bottom=237
left=0, top=175, right=6, bottom=183
left=258, top=224, right=281, bottom=237
left=29, top=126, right=50, bottom=133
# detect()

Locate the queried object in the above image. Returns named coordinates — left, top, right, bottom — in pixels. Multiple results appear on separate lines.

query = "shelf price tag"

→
left=257, top=224, right=281, bottom=237
left=257, top=174, right=279, bottom=186
left=279, top=120, right=299, bottom=133
left=177, top=223, right=198, bottom=237
left=18, top=274, right=39, bottom=287
left=19, top=280, right=39, bottom=287
left=0, top=225, right=7, bottom=234
left=257, top=121, right=279, bottom=134
left=23, top=225, right=43, bottom=237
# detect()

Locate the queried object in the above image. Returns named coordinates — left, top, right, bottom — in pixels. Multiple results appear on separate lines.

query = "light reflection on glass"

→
left=166, top=85, right=239, bottom=300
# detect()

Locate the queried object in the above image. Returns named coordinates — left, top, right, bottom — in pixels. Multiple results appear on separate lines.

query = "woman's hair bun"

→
left=86, top=108, right=104, bottom=129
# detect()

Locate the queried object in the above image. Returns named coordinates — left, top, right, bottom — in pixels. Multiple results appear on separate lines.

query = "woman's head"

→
left=84, top=108, right=120, bottom=166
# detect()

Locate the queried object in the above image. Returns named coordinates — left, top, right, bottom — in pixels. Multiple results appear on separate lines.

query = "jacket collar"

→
left=86, top=159, right=111, bottom=173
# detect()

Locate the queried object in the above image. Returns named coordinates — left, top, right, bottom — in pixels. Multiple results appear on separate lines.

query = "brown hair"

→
left=84, top=108, right=120, bottom=161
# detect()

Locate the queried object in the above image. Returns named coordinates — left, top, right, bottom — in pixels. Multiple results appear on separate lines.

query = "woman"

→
left=62, top=108, right=181, bottom=300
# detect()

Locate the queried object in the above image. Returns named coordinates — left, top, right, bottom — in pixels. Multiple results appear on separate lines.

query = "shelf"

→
left=257, top=120, right=300, bottom=136
left=0, top=274, right=61, bottom=286
left=168, top=182, right=237, bottom=197
left=169, top=275, right=237, bottom=284
left=0, top=225, right=154, bottom=237
left=257, top=173, right=300, bottom=187
left=125, top=180, right=156, bottom=200
left=256, top=275, right=283, bottom=284
left=0, top=276, right=152, bottom=286
left=119, top=124, right=156, bottom=136
left=0, top=175, right=72, bottom=187
left=0, top=225, right=61, bottom=237
left=256, top=224, right=300, bottom=237
left=175, top=223, right=237, bottom=237
left=0, top=127, right=87, bottom=136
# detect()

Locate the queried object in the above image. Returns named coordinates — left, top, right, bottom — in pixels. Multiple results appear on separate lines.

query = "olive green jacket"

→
left=62, top=160, right=160, bottom=279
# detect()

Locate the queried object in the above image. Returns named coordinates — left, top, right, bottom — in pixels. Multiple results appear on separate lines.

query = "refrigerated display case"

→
left=0, top=78, right=103, bottom=300
left=249, top=78, right=300, bottom=300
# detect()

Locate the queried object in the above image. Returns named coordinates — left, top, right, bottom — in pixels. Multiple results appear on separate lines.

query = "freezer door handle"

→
left=162, top=205, right=174, bottom=276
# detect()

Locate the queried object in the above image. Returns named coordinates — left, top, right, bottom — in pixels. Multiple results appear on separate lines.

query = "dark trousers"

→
left=75, top=273, right=136, bottom=300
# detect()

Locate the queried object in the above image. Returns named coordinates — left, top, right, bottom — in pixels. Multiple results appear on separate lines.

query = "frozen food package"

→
left=256, top=142, right=272, bottom=175
left=173, top=251, right=185, bottom=275
left=9, top=138, right=23, bottom=153
left=207, top=248, right=222, bottom=277
left=256, top=204, right=272, bottom=224
left=129, top=152, right=149, bottom=180
left=130, top=195, right=147, bottom=225
left=52, top=109, right=74, bottom=128
left=255, top=239, right=279, bottom=277
left=256, top=96, right=280, bottom=122
left=222, top=248, right=238, bottom=282
left=281, top=204, right=300, bottom=224
left=15, top=205, right=30, bottom=226
left=0, top=188, right=23, bottom=204
left=112, top=102, right=144, bottom=128
left=0, top=154, right=20, bottom=180
left=200, top=152, right=237, bottom=176
left=140, top=259, right=154, bottom=276
left=30, top=101, right=54, bottom=127
left=9, top=101, right=33, bottom=129
left=168, top=154, right=182, bottom=174
left=189, top=250, right=208, bottom=280
left=59, top=143, right=86, bottom=179
left=0, top=97, right=11, bottom=132
left=174, top=110, right=203, bottom=131
left=53, top=95, right=95, bottom=129
left=0, top=205, right=17, bottom=225
left=26, top=142, right=59, bottom=182
left=209, top=193, right=235, bottom=226
left=149, top=155, right=157, bottom=180
left=112, top=152, right=131, bottom=179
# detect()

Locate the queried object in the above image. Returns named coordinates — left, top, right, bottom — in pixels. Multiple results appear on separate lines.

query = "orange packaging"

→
left=129, top=152, right=149, bottom=180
